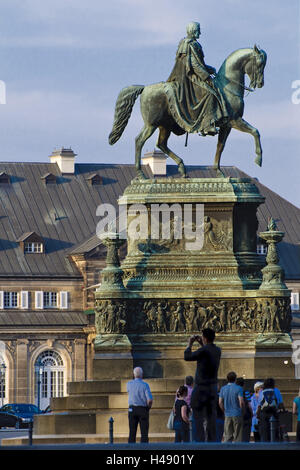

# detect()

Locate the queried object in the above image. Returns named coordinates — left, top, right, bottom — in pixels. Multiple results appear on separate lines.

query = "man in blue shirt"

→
left=219, top=371, right=244, bottom=442
left=292, top=388, right=300, bottom=441
left=126, top=367, right=153, bottom=443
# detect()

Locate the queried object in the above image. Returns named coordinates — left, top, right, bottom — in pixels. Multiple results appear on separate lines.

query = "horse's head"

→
left=246, top=45, right=267, bottom=89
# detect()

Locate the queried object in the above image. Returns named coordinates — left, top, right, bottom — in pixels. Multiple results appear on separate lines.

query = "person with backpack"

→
left=257, top=378, right=283, bottom=441
left=236, top=377, right=253, bottom=442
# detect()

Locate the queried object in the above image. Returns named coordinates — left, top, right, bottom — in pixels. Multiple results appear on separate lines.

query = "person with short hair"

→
left=250, top=381, right=264, bottom=441
left=236, top=377, right=253, bottom=442
left=219, top=371, right=244, bottom=442
left=173, top=385, right=191, bottom=443
left=292, top=388, right=300, bottom=441
left=184, top=328, right=221, bottom=442
left=126, top=367, right=153, bottom=443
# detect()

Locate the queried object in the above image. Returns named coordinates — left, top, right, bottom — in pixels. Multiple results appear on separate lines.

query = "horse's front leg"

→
left=213, top=126, right=232, bottom=175
left=230, top=117, right=262, bottom=167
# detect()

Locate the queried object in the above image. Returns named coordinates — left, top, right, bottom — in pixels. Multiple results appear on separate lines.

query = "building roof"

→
left=0, top=161, right=298, bottom=279
left=0, top=310, right=89, bottom=327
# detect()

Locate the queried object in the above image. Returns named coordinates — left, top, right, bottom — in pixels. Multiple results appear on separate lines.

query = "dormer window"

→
left=17, top=232, right=44, bottom=254
left=257, top=237, right=267, bottom=255
left=257, top=244, right=267, bottom=255
left=86, top=174, right=102, bottom=186
left=24, top=242, right=43, bottom=253
left=41, top=173, right=57, bottom=184
left=0, top=172, right=10, bottom=184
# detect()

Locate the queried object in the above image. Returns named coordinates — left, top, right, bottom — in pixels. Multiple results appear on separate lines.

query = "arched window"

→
left=35, top=350, right=65, bottom=410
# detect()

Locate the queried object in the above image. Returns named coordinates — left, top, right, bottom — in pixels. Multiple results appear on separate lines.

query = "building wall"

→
left=0, top=254, right=299, bottom=405
left=0, top=276, right=88, bottom=406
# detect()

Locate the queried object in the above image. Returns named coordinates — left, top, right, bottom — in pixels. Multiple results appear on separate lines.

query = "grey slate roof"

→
left=0, top=310, right=89, bottom=326
left=0, top=161, right=298, bottom=279
left=0, top=162, right=149, bottom=277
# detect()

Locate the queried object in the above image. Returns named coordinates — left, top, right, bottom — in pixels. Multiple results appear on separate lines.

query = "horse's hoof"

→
left=213, top=166, right=225, bottom=178
left=178, top=162, right=187, bottom=178
left=255, top=155, right=262, bottom=167
left=135, top=170, right=147, bottom=180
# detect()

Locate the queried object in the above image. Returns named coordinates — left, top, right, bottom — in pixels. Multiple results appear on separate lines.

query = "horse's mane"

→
left=217, top=48, right=254, bottom=76
left=217, top=47, right=267, bottom=76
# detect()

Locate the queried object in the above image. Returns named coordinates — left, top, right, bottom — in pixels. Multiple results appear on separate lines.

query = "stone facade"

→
left=0, top=161, right=299, bottom=409
left=94, top=177, right=294, bottom=380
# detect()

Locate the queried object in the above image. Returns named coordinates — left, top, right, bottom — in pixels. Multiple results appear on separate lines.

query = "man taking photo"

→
left=184, top=328, right=221, bottom=442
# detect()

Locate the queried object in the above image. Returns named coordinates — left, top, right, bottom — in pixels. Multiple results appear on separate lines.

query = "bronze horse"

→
left=109, top=45, right=267, bottom=178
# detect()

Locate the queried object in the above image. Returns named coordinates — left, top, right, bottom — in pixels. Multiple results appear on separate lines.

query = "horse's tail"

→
left=108, top=85, right=145, bottom=145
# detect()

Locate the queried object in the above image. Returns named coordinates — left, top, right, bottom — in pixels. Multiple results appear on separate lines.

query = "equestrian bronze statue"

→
left=109, top=22, right=267, bottom=179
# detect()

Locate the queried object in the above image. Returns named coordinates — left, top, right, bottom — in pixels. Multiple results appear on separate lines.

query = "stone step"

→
left=51, top=393, right=176, bottom=412
left=1, top=433, right=176, bottom=446
left=34, top=409, right=174, bottom=436
left=50, top=391, right=299, bottom=412
left=67, top=380, right=122, bottom=395
left=35, top=408, right=297, bottom=437
left=2, top=432, right=299, bottom=447
left=67, top=378, right=184, bottom=396
left=67, top=378, right=300, bottom=395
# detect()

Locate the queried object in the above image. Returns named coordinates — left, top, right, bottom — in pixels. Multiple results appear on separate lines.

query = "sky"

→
left=0, top=0, right=299, bottom=207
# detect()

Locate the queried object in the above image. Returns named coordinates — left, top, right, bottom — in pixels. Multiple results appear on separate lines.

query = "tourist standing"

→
left=219, top=371, right=244, bottom=442
left=184, top=328, right=221, bottom=442
left=173, top=385, right=190, bottom=442
left=250, top=381, right=264, bottom=442
left=292, top=388, right=300, bottom=441
left=126, top=367, right=153, bottom=443
left=216, top=385, right=225, bottom=442
left=236, top=377, right=253, bottom=442
left=184, top=376, right=194, bottom=407
left=257, top=378, right=280, bottom=442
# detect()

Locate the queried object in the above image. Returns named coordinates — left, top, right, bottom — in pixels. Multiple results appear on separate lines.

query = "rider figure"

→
left=167, top=22, right=229, bottom=136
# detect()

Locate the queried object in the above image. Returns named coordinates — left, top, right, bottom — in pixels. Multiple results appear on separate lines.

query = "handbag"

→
left=167, top=409, right=175, bottom=430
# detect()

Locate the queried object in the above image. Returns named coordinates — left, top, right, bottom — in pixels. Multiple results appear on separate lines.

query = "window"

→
left=4, top=292, right=18, bottom=308
left=0, top=172, right=10, bottom=184
left=35, top=351, right=65, bottom=409
left=24, top=242, right=43, bottom=253
left=43, top=292, right=57, bottom=308
left=41, top=173, right=57, bottom=185
left=257, top=244, right=267, bottom=255
left=291, top=292, right=299, bottom=311
left=35, top=291, right=69, bottom=310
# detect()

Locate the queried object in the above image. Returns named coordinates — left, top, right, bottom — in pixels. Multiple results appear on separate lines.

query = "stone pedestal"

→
left=94, top=177, right=293, bottom=379
left=31, top=175, right=296, bottom=443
